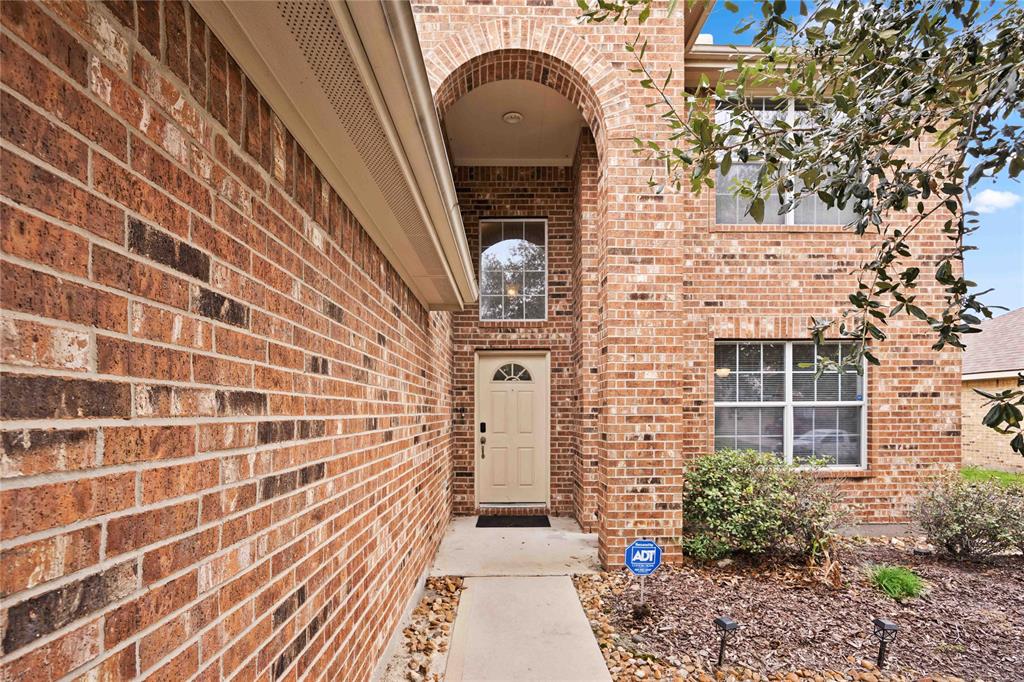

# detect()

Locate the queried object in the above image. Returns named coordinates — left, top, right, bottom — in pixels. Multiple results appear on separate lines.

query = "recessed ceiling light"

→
left=502, top=111, right=524, bottom=125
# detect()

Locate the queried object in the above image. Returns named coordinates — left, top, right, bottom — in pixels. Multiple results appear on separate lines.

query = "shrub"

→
left=1007, top=491, right=1024, bottom=554
left=915, top=475, right=1023, bottom=559
left=680, top=449, right=848, bottom=561
left=781, top=463, right=851, bottom=563
left=869, top=565, right=925, bottom=600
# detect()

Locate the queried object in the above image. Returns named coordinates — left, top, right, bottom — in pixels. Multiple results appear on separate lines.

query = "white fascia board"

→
left=344, top=0, right=477, bottom=305
left=192, top=1, right=474, bottom=310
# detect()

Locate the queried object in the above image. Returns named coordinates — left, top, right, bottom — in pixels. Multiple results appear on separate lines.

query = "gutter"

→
left=194, top=0, right=475, bottom=310
left=378, top=1, right=477, bottom=304
left=342, top=0, right=478, bottom=307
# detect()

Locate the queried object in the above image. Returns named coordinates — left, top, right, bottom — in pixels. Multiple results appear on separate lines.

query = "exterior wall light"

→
left=871, top=618, right=899, bottom=668
left=713, top=615, right=739, bottom=666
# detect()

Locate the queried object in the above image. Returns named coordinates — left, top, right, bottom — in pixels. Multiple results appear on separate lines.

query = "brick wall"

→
left=571, top=131, right=602, bottom=530
left=450, top=165, right=576, bottom=515
left=0, top=2, right=453, bottom=680
left=962, top=377, right=1023, bottom=471
left=414, top=0, right=961, bottom=565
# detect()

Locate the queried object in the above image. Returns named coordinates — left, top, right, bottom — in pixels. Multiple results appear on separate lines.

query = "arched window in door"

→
left=492, top=363, right=532, bottom=382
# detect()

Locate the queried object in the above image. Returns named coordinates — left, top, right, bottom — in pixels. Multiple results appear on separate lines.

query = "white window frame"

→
left=713, top=341, right=868, bottom=469
left=714, top=99, right=855, bottom=227
left=478, top=218, right=548, bottom=322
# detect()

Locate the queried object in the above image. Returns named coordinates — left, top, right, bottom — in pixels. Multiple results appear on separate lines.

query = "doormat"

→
left=475, top=515, right=551, bottom=528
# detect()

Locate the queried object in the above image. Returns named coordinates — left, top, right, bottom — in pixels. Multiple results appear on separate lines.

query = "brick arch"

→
left=424, top=19, right=635, bottom=154
left=436, top=49, right=609, bottom=147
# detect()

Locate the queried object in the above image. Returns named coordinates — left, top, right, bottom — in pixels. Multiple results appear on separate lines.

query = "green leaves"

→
left=719, top=151, right=733, bottom=177
left=749, top=196, right=766, bottom=223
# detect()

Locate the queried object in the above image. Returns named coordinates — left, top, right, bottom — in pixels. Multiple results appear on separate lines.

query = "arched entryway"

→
left=432, top=47, right=610, bottom=536
left=416, top=9, right=700, bottom=572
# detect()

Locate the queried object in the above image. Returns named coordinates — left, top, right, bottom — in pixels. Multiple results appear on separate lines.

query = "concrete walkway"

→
left=437, top=516, right=609, bottom=681
left=445, top=576, right=610, bottom=682
left=430, top=515, right=602, bottom=577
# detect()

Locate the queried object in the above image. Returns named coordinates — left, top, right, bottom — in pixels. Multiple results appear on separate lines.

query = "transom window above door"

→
left=713, top=341, right=867, bottom=468
left=479, top=219, right=547, bottom=321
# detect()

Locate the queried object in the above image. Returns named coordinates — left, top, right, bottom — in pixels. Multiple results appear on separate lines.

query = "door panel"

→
left=518, top=447, right=534, bottom=485
left=490, top=447, right=508, bottom=487
left=477, top=355, right=548, bottom=504
left=517, top=390, right=533, bottom=433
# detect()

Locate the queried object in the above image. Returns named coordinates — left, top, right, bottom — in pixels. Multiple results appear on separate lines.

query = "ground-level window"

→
left=479, top=219, right=547, bottom=321
left=713, top=341, right=866, bottom=467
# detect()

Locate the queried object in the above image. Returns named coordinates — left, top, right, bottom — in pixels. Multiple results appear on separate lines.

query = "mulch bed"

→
left=577, top=538, right=1023, bottom=681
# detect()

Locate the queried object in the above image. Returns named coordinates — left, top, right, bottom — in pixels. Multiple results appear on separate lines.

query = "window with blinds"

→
left=714, top=99, right=858, bottom=227
left=713, top=341, right=866, bottom=467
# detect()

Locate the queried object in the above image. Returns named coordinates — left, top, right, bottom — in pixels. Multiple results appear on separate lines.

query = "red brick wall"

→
left=450, top=165, right=576, bottom=515
left=0, top=2, right=452, bottom=680
left=414, top=0, right=961, bottom=566
left=571, top=131, right=601, bottom=530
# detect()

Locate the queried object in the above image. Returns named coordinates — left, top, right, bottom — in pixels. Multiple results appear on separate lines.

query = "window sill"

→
left=711, top=223, right=854, bottom=234
left=475, top=319, right=550, bottom=326
left=809, top=468, right=875, bottom=480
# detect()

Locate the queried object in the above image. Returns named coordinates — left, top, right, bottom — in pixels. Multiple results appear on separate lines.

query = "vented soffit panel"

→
left=192, top=0, right=476, bottom=311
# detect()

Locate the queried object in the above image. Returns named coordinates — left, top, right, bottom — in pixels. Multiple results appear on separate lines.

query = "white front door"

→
left=476, top=353, right=549, bottom=504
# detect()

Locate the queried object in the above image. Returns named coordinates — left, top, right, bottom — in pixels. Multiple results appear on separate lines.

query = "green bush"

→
left=1007, top=491, right=1024, bottom=554
left=869, top=565, right=925, bottom=600
left=915, top=475, right=1023, bottom=559
left=680, top=449, right=848, bottom=561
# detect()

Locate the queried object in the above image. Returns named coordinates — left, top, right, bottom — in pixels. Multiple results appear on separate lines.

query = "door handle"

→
left=480, top=436, right=486, bottom=459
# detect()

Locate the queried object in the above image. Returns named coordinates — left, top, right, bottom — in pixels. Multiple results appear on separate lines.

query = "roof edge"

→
left=193, top=0, right=476, bottom=310
left=963, top=370, right=1024, bottom=382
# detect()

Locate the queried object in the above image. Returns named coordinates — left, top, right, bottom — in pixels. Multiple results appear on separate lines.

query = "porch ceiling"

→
left=444, top=80, right=586, bottom=167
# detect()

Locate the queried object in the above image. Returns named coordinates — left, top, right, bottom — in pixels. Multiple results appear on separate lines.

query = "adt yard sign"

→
left=624, top=539, right=661, bottom=576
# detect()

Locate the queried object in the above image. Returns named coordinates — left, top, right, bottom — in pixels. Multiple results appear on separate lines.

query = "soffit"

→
left=193, top=0, right=475, bottom=310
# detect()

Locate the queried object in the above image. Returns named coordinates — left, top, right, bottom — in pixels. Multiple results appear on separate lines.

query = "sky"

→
left=699, top=1, right=1024, bottom=316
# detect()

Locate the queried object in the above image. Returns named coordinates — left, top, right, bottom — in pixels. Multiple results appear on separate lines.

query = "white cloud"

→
left=970, top=188, right=1022, bottom=214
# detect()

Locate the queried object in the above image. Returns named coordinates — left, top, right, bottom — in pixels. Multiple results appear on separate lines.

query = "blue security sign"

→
left=624, top=539, right=662, bottom=576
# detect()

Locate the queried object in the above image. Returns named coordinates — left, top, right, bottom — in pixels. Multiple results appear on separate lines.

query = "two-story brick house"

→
left=0, top=0, right=959, bottom=679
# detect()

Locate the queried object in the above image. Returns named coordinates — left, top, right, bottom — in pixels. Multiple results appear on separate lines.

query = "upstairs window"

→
left=479, top=219, right=547, bottom=321
left=713, top=341, right=866, bottom=467
left=714, top=99, right=858, bottom=227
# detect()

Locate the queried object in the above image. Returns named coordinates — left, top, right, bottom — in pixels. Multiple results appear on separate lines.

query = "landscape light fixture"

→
left=871, top=618, right=899, bottom=668
left=713, top=615, right=739, bottom=666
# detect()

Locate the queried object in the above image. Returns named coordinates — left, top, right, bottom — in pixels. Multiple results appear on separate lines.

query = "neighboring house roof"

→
left=963, top=307, right=1024, bottom=377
